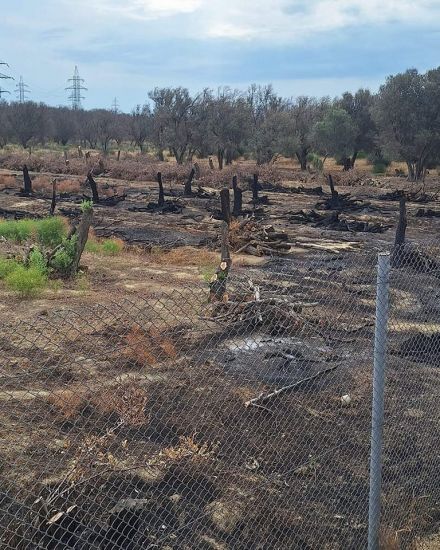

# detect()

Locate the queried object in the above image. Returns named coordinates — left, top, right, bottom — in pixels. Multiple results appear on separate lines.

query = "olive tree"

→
left=314, top=107, right=358, bottom=169
left=374, top=68, right=440, bottom=181
left=337, top=89, right=376, bottom=168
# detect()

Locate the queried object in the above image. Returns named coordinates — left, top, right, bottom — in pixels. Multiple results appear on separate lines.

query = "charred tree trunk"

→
left=296, top=151, right=307, bottom=171
left=232, top=176, right=242, bottom=218
left=87, top=172, right=100, bottom=204
left=392, top=196, right=407, bottom=267
left=69, top=207, right=93, bottom=277
left=350, top=151, right=358, bottom=168
left=328, top=174, right=339, bottom=205
left=342, top=157, right=352, bottom=171
left=209, top=157, right=215, bottom=170
left=117, top=150, right=121, bottom=161
left=252, top=173, right=259, bottom=206
left=49, top=179, right=57, bottom=216
left=184, top=168, right=195, bottom=196
left=225, top=149, right=233, bottom=165
left=217, top=150, right=224, bottom=171
left=157, top=172, right=165, bottom=207
left=22, top=165, right=32, bottom=196
left=220, top=188, right=231, bottom=225
left=158, top=149, right=165, bottom=161
left=394, top=196, right=407, bottom=247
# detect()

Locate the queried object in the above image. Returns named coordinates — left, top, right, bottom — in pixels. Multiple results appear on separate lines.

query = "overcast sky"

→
left=1, top=0, right=440, bottom=111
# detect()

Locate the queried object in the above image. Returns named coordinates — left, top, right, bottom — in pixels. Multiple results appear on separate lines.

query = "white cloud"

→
left=81, top=0, right=440, bottom=42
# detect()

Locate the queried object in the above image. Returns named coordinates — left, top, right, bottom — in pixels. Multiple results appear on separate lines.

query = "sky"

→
left=1, top=0, right=440, bottom=111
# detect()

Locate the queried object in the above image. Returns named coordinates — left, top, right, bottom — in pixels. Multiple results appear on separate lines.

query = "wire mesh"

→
left=0, top=242, right=438, bottom=549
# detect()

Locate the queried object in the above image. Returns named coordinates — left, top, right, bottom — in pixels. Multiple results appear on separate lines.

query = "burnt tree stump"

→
left=49, top=179, right=57, bottom=216
left=232, top=176, right=242, bottom=217
left=87, top=172, right=100, bottom=204
left=184, top=168, right=195, bottom=196
left=157, top=172, right=165, bottom=207
left=220, top=188, right=231, bottom=225
left=252, top=173, right=259, bottom=205
left=22, top=165, right=33, bottom=196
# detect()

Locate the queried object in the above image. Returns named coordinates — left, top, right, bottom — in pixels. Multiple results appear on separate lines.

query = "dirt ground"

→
left=0, top=163, right=440, bottom=549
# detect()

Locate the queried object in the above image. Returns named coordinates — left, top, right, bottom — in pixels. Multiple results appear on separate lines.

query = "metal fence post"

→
left=368, top=252, right=391, bottom=550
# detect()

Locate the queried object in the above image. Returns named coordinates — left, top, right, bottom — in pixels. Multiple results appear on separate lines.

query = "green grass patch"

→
left=0, top=257, right=20, bottom=278
left=85, top=238, right=124, bottom=256
left=4, top=265, right=47, bottom=297
left=0, top=217, right=67, bottom=246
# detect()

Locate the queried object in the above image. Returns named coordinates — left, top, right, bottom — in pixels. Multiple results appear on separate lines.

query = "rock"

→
left=206, top=499, right=244, bottom=534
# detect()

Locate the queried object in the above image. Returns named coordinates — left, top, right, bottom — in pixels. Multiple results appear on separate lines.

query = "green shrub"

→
left=101, top=239, right=124, bottom=255
left=0, top=257, right=20, bottom=278
left=28, top=248, right=48, bottom=275
left=372, top=162, right=387, bottom=174
left=5, top=266, right=47, bottom=296
left=80, top=199, right=93, bottom=213
left=51, top=235, right=78, bottom=273
left=368, top=152, right=391, bottom=167
left=36, top=217, right=66, bottom=247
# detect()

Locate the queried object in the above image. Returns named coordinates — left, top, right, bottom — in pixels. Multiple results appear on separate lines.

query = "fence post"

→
left=368, top=252, right=391, bottom=550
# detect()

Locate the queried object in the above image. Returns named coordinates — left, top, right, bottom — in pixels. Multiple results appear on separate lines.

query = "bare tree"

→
left=129, top=104, right=151, bottom=153
left=149, top=87, right=201, bottom=164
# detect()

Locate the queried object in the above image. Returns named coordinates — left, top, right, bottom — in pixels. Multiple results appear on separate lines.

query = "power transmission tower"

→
left=111, top=97, right=119, bottom=113
left=65, top=65, right=87, bottom=109
left=15, top=76, right=31, bottom=103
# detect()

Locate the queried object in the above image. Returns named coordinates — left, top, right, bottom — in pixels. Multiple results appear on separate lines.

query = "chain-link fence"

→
left=0, top=241, right=439, bottom=549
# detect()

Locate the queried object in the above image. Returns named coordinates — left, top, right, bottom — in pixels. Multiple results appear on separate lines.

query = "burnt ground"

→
left=0, top=167, right=440, bottom=549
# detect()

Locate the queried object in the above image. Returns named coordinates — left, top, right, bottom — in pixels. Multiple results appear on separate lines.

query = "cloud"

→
left=75, top=0, right=440, bottom=43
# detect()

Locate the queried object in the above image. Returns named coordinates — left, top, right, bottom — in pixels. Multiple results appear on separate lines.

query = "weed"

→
left=85, top=238, right=124, bottom=256
left=28, top=247, right=47, bottom=274
left=0, top=257, right=20, bottom=278
left=36, top=217, right=67, bottom=247
left=4, top=265, right=47, bottom=297
left=0, top=217, right=67, bottom=246
left=0, top=219, right=34, bottom=242
left=101, top=238, right=124, bottom=255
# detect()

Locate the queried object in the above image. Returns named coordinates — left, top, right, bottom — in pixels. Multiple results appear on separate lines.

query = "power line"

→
left=0, top=61, right=13, bottom=84
left=0, top=87, right=11, bottom=99
left=15, top=76, right=31, bottom=103
left=65, top=65, right=87, bottom=109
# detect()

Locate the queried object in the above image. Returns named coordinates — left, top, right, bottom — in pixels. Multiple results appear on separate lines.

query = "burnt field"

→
left=0, top=164, right=440, bottom=549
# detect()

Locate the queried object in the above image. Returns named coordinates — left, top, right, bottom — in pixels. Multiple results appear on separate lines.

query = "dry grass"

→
left=380, top=527, right=401, bottom=549
left=47, top=388, right=87, bottom=420
left=124, top=325, right=177, bottom=367
left=93, top=383, right=149, bottom=427
left=57, top=178, right=81, bottom=194
left=0, top=174, right=16, bottom=189
left=47, top=382, right=149, bottom=427
left=150, top=246, right=218, bottom=268
left=160, top=434, right=217, bottom=463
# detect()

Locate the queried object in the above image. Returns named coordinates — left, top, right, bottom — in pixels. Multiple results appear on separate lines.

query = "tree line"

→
left=1, top=66, right=440, bottom=181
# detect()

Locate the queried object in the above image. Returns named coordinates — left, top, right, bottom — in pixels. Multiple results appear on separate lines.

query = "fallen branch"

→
left=244, top=365, right=338, bottom=408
